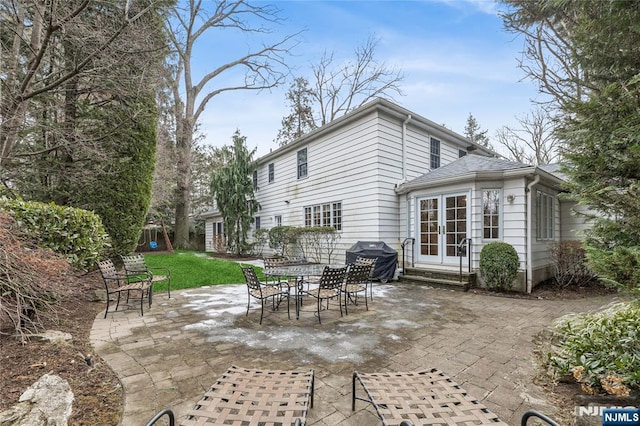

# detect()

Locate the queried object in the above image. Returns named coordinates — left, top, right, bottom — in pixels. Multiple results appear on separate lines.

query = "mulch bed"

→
left=0, top=271, right=122, bottom=425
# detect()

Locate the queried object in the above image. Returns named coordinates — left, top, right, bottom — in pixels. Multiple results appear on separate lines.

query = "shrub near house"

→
left=479, top=242, right=519, bottom=292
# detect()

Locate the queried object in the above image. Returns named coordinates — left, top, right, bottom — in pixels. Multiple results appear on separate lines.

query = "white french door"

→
left=417, top=193, right=468, bottom=264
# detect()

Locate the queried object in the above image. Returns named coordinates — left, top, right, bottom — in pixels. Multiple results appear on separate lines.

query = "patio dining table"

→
left=264, top=263, right=344, bottom=319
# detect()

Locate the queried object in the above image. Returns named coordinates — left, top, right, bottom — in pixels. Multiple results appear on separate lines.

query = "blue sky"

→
left=196, top=0, right=541, bottom=157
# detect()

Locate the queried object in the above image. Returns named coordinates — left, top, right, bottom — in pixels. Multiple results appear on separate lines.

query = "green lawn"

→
left=142, top=251, right=261, bottom=291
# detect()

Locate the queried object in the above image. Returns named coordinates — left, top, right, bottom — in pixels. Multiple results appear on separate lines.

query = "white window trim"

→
left=482, top=189, right=502, bottom=241
left=303, top=201, right=342, bottom=231
left=536, top=191, right=555, bottom=240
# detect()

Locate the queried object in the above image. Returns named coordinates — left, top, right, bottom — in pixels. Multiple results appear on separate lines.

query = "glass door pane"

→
left=419, top=198, right=439, bottom=256
left=445, top=195, right=467, bottom=258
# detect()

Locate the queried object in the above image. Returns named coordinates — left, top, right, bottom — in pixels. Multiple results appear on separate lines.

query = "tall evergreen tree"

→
left=463, top=113, right=490, bottom=147
left=501, top=0, right=640, bottom=286
left=210, top=131, right=259, bottom=255
left=0, top=0, right=168, bottom=254
left=274, top=77, right=317, bottom=146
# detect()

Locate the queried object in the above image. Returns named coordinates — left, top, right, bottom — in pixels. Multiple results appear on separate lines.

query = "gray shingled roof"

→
left=538, top=163, right=566, bottom=180
left=403, top=154, right=530, bottom=187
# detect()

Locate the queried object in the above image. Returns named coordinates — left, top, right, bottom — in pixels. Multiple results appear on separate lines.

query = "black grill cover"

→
left=345, top=241, right=398, bottom=280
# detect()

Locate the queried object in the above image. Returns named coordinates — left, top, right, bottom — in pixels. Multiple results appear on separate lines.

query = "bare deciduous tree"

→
left=310, top=35, right=404, bottom=126
left=274, top=35, right=404, bottom=145
left=500, top=1, right=593, bottom=109
left=164, top=0, right=299, bottom=249
left=495, top=107, right=560, bottom=165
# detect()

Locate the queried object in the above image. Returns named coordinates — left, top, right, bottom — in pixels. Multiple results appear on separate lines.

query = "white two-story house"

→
left=203, top=98, right=589, bottom=292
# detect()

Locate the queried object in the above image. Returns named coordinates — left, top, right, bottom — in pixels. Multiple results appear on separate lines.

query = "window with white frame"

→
left=268, top=163, right=274, bottom=183
left=536, top=191, right=555, bottom=240
left=332, top=202, right=342, bottom=230
left=274, top=215, right=282, bottom=227
left=430, top=138, right=441, bottom=169
left=255, top=216, right=261, bottom=229
left=459, top=149, right=467, bottom=158
left=482, top=189, right=500, bottom=240
left=252, top=170, right=258, bottom=189
left=297, top=148, right=307, bottom=179
left=304, top=202, right=342, bottom=230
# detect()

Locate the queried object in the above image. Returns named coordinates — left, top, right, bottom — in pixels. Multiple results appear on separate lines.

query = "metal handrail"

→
left=401, top=237, right=415, bottom=274
left=457, top=238, right=472, bottom=283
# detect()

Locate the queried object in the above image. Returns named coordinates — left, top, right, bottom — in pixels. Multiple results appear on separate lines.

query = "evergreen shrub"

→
left=0, top=198, right=110, bottom=269
left=479, top=242, right=519, bottom=291
left=547, top=301, right=640, bottom=396
left=587, top=245, right=640, bottom=293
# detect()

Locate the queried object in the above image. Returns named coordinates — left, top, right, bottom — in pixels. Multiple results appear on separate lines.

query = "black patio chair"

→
left=241, top=265, right=290, bottom=324
left=96, top=259, right=152, bottom=318
left=342, top=263, right=372, bottom=315
left=300, top=265, right=347, bottom=324
left=354, top=256, right=377, bottom=301
left=121, top=253, right=171, bottom=299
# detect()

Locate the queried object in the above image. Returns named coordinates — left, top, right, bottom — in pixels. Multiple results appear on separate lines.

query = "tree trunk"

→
left=173, top=117, right=193, bottom=249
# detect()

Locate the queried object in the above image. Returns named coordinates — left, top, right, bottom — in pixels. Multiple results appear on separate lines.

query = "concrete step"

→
left=398, top=274, right=470, bottom=291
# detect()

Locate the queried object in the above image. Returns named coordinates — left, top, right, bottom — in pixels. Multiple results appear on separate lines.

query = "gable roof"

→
left=257, top=98, right=498, bottom=164
left=395, top=154, right=565, bottom=194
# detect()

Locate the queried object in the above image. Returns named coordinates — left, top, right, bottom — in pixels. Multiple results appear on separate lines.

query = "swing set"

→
left=138, top=221, right=174, bottom=253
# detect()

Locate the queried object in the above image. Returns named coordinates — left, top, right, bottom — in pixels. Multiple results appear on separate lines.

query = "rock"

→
left=0, top=374, right=74, bottom=426
left=30, top=331, right=72, bottom=344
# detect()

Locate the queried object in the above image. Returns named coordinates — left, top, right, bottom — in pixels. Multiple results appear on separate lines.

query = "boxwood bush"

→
left=0, top=198, right=110, bottom=269
left=479, top=242, right=520, bottom=291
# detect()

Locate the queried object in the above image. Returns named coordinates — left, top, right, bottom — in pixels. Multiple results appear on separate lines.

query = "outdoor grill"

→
left=345, top=241, right=398, bottom=282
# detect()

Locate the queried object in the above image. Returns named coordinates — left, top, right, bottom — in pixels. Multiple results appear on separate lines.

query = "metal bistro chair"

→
left=355, top=256, right=377, bottom=301
left=96, top=259, right=152, bottom=318
left=342, top=263, right=372, bottom=315
left=121, top=253, right=171, bottom=299
left=241, top=265, right=290, bottom=325
left=301, top=265, right=347, bottom=324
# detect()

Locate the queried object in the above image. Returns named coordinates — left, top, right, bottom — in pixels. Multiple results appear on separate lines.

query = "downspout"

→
left=526, top=174, right=540, bottom=293
left=401, top=115, right=412, bottom=182
left=401, top=115, right=412, bottom=271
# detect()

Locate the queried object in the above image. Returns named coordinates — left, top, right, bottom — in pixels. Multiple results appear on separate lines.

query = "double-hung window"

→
left=297, top=148, right=307, bottom=179
left=482, top=190, right=500, bottom=240
left=252, top=170, right=258, bottom=189
left=255, top=216, right=261, bottom=229
left=268, top=163, right=274, bottom=183
left=430, top=138, right=441, bottom=169
left=536, top=191, right=555, bottom=240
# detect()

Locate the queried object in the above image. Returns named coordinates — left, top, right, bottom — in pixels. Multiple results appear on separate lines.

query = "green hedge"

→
left=0, top=198, right=110, bottom=269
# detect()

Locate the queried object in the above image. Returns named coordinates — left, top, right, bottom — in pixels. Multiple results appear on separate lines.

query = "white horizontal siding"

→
left=560, top=201, right=592, bottom=240
left=205, top=221, right=214, bottom=252
left=531, top=184, right=560, bottom=269
left=206, top=101, right=497, bottom=266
